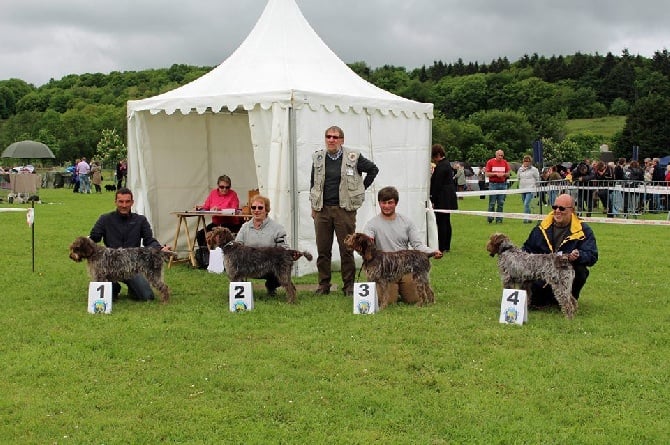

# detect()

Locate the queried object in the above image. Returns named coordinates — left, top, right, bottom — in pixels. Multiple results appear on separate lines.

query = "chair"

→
left=243, top=188, right=259, bottom=214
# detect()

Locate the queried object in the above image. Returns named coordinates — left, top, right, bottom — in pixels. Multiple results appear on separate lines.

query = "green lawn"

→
left=566, top=116, right=626, bottom=138
left=1, top=188, right=668, bottom=444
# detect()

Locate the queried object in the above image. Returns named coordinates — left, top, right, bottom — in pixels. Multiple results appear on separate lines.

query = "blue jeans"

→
left=79, top=174, right=91, bottom=193
left=610, top=189, right=623, bottom=216
left=488, top=182, right=507, bottom=222
left=521, top=192, right=533, bottom=216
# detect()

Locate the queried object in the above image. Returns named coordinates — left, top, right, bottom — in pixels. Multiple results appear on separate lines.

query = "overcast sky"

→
left=1, top=0, right=669, bottom=86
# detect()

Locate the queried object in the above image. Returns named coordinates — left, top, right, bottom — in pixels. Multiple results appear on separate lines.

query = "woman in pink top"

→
left=195, top=175, right=241, bottom=268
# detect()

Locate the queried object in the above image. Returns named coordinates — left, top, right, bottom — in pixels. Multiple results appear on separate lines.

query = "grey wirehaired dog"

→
left=205, top=227, right=313, bottom=304
left=69, top=236, right=175, bottom=303
left=343, top=232, right=436, bottom=310
left=486, top=232, right=577, bottom=318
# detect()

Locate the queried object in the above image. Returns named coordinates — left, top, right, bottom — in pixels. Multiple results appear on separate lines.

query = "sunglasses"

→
left=218, top=185, right=230, bottom=190
left=551, top=205, right=573, bottom=211
left=325, top=135, right=341, bottom=139
left=250, top=205, right=265, bottom=210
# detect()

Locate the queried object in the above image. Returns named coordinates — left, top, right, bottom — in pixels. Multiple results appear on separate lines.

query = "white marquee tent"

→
left=126, top=0, right=434, bottom=276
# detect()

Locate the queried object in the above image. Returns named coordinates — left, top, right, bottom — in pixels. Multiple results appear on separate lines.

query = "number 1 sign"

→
left=499, top=289, right=528, bottom=325
left=88, top=282, right=113, bottom=314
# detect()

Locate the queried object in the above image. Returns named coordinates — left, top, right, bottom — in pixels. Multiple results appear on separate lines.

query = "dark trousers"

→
left=529, top=265, right=589, bottom=306
left=112, top=274, right=155, bottom=301
left=314, top=206, right=356, bottom=291
left=434, top=211, right=452, bottom=252
left=264, top=273, right=280, bottom=292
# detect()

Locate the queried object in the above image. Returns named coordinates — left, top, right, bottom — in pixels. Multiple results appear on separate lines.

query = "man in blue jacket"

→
left=522, top=193, right=598, bottom=306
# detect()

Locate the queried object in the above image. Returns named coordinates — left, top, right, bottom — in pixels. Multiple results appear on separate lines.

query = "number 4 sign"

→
left=499, top=289, right=528, bottom=325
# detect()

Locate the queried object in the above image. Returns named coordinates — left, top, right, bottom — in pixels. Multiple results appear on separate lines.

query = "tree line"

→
left=1, top=49, right=669, bottom=167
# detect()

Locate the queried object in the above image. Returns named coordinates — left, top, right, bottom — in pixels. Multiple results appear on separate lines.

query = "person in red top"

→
left=195, top=175, right=241, bottom=268
left=485, top=149, right=511, bottom=223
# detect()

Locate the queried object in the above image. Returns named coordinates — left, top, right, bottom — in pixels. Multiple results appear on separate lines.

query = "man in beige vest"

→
left=310, top=126, right=379, bottom=296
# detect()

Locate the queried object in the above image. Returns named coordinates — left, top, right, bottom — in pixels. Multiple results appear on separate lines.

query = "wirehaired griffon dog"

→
left=486, top=233, right=577, bottom=318
left=69, top=236, right=175, bottom=302
left=343, top=232, right=435, bottom=309
left=205, top=227, right=313, bottom=304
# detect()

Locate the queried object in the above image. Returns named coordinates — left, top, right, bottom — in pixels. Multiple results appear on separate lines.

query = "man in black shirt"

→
left=89, top=187, right=171, bottom=301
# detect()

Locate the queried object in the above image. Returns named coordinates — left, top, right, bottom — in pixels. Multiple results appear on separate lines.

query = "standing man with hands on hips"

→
left=310, top=125, right=379, bottom=296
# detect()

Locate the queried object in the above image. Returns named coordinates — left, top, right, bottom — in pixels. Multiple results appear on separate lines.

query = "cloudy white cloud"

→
left=1, top=0, right=668, bottom=86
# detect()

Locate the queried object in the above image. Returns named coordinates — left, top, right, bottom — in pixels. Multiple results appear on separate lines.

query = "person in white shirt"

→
left=76, top=157, right=91, bottom=194
left=517, top=155, right=541, bottom=223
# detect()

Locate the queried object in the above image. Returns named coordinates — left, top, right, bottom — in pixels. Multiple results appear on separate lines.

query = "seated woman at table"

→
left=235, top=194, right=290, bottom=297
left=195, top=175, right=241, bottom=268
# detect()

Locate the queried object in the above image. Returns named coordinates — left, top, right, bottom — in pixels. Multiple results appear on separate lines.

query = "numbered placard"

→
left=499, top=288, right=528, bottom=325
left=229, top=282, right=254, bottom=312
left=353, top=282, right=378, bottom=314
left=88, top=282, right=113, bottom=314
left=207, top=247, right=225, bottom=274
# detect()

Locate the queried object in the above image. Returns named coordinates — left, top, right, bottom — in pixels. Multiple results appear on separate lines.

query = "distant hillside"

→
left=566, top=116, right=626, bottom=138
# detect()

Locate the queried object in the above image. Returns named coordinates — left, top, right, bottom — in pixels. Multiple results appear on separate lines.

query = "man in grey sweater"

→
left=363, top=186, right=442, bottom=305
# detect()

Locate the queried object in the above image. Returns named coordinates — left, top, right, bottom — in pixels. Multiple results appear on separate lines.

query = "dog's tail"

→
left=159, top=250, right=178, bottom=262
left=291, top=250, right=313, bottom=261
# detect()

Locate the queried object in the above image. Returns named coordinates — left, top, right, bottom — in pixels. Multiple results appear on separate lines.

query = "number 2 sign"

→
left=229, top=282, right=254, bottom=312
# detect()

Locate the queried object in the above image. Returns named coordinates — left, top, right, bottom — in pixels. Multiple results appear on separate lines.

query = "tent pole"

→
left=31, top=200, right=35, bottom=272
left=288, top=106, right=298, bottom=263
left=426, top=121, right=433, bottom=246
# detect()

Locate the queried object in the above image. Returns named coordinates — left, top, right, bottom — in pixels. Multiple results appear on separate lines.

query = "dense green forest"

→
left=1, top=49, right=670, bottom=167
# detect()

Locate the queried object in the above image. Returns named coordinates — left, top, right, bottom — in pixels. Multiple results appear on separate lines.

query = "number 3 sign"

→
left=353, top=282, right=378, bottom=314
left=499, top=289, right=528, bottom=325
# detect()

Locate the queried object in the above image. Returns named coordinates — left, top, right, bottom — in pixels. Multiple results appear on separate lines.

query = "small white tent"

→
left=126, top=0, right=434, bottom=275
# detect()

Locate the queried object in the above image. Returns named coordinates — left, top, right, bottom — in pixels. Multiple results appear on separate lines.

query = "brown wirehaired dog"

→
left=69, top=236, right=175, bottom=302
left=205, top=227, right=313, bottom=304
left=343, top=232, right=435, bottom=310
left=486, top=233, right=577, bottom=318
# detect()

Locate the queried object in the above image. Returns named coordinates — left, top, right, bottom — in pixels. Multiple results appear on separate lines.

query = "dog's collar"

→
left=499, top=243, right=515, bottom=254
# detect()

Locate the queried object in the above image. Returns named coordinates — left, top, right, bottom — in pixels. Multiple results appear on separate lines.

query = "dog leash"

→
left=356, top=259, right=369, bottom=281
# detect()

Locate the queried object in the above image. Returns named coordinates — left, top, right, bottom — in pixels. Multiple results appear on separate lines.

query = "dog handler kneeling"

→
left=521, top=193, right=598, bottom=307
left=363, top=186, right=442, bottom=305
left=89, top=187, right=171, bottom=301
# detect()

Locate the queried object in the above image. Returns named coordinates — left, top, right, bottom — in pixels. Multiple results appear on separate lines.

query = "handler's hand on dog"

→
left=161, top=244, right=172, bottom=252
left=433, top=250, right=443, bottom=259
left=567, top=249, right=579, bottom=261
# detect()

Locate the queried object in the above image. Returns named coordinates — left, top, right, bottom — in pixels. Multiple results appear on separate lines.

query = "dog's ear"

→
left=87, top=238, right=97, bottom=256
left=361, top=235, right=374, bottom=261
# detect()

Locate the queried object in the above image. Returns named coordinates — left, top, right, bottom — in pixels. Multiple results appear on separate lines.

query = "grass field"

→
left=1, top=187, right=668, bottom=444
left=566, top=116, right=627, bottom=139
